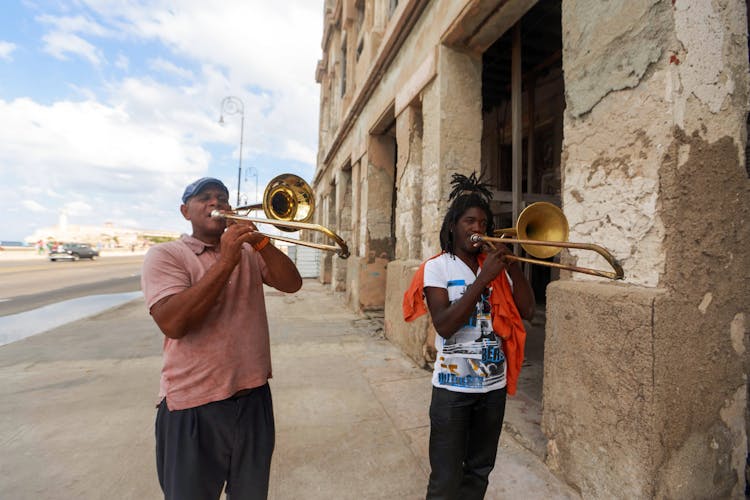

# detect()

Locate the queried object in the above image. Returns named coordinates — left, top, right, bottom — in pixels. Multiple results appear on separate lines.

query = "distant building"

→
left=24, top=213, right=179, bottom=249
left=313, top=0, right=748, bottom=497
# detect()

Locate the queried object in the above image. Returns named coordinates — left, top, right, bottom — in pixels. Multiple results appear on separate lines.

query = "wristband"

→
left=252, top=236, right=270, bottom=252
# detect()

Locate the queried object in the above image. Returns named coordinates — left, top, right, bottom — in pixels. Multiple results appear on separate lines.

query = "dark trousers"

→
left=155, top=383, right=275, bottom=500
left=426, top=386, right=507, bottom=500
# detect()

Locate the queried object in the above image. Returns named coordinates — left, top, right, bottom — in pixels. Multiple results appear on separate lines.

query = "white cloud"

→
left=283, top=139, right=317, bottom=165
left=0, top=41, right=17, bottom=61
left=130, top=2, right=321, bottom=90
left=22, top=200, right=46, bottom=213
left=80, top=0, right=322, bottom=150
left=63, top=201, right=93, bottom=216
left=148, top=57, right=194, bottom=80
left=37, top=14, right=110, bottom=37
left=0, top=93, right=213, bottom=238
left=0, top=97, right=209, bottom=176
left=43, top=31, right=103, bottom=65
left=0, top=1, right=325, bottom=241
left=115, top=53, right=129, bottom=70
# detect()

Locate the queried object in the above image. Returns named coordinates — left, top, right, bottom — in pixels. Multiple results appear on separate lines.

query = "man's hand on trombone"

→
left=220, top=218, right=265, bottom=265
left=473, top=236, right=535, bottom=320
left=475, top=240, right=516, bottom=286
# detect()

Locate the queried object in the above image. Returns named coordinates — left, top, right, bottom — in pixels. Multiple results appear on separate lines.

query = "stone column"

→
left=317, top=190, right=333, bottom=285
left=394, top=103, right=423, bottom=262
left=346, top=159, right=363, bottom=308
left=354, top=133, right=394, bottom=311
left=543, top=1, right=749, bottom=498
left=384, top=44, right=484, bottom=366
left=332, top=168, right=352, bottom=292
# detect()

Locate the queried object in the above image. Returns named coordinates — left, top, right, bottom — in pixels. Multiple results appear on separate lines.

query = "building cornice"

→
left=321, top=0, right=342, bottom=53
left=315, top=0, right=431, bottom=186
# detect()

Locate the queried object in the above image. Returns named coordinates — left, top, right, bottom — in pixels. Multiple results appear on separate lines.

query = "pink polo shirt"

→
left=141, top=234, right=271, bottom=410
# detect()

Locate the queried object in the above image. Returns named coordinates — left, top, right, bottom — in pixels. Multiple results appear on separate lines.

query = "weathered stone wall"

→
left=420, top=77, right=444, bottom=260
left=545, top=0, right=750, bottom=497
left=654, top=128, right=749, bottom=499
left=332, top=169, right=351, bottom=292
left=543, top=281, right=662, bottom=498
left=395, top=104, right=423, bottom=261
left=318, top=1, right=470, bottom=313
left=384, top=259, right=433, bottom=368
left=561, top=0, right=673, bottom=287
left=318, top=1, right=480, bottom=320
left=344, top=159, right=362, bottom=308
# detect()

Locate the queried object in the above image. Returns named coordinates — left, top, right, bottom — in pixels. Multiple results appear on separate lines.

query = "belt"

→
left=230, top=385, right=266, bottom=399
left=230, top=388, right=254, bottom=399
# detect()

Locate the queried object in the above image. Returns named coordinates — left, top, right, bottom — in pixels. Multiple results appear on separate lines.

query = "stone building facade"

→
left=313, top=0, right=749, bottom=497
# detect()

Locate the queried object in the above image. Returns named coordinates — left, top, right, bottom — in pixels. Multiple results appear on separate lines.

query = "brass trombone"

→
left=469, top=202, right=624, bottom=280
left=211, top=173, right=350, bottom=259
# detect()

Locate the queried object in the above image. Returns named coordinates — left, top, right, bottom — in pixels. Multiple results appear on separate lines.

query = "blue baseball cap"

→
left=181, top=177, right=229, bottom=203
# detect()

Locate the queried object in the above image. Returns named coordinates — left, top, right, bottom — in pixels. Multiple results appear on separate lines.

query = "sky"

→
left=0, top=0, right=324, bottom=242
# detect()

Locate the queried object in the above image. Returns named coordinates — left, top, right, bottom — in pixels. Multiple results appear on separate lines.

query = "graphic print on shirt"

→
left=437, top=279, right=506, bottom=390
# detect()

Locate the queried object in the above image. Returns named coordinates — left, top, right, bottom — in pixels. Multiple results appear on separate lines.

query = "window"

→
left=340, top=37, right=347, bottom=97
left=355, top=0, right=365, bottom=61
left=356, top=38, right=364, bottom=61
left=388, top=0, right=398, bottom=18
left=356, top=0, right=365, bottom=31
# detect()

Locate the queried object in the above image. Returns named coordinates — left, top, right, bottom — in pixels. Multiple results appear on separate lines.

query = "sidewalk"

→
left=0, top=279, right=578, bottom=499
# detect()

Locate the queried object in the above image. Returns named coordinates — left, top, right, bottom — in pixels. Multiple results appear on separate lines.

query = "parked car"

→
left=49, top=243, right=100, bottom=261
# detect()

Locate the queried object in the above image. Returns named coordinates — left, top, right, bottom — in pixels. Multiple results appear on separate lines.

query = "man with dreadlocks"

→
left=403, top=172, right=535, bottom=499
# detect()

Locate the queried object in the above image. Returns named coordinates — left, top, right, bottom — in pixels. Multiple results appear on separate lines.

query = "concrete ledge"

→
left=542, top=280, right=663, bottom=498
left=543, top=276, right=748, bottom=498
left=384, top=259, right=434, bottom=368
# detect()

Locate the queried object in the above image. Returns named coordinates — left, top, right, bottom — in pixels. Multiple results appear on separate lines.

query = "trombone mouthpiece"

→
left=210, top=210, right=225, bottom=219
left=470, top=234, right=483, bottom=243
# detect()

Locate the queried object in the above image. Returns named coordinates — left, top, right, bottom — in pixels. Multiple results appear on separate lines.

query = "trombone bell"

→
left=263, top=173, right=314, bottom=231
left=514, top=202, right=569, bottom=259
left=235, top=173, right=315, bottom=232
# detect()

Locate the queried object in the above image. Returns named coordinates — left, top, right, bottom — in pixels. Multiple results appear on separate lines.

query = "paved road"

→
left=0, top=255, right=143, bottom=315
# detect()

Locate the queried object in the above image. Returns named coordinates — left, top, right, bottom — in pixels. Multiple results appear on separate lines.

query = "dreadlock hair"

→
left=439, top=172, right=495, bottom=255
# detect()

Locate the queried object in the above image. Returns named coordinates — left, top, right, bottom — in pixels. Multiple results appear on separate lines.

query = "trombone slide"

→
left=470, top=234, right=624, bottom=280
left=211, top=210, right=350, bottom=259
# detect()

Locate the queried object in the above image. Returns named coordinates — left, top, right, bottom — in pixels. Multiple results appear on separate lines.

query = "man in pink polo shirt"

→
left=141, top=177, right=302, bottom=500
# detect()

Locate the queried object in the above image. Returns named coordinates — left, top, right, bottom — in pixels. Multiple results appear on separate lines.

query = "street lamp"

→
left=245, top=166, right=259, bottom=206
left=219, top=96, right=245, bottom=206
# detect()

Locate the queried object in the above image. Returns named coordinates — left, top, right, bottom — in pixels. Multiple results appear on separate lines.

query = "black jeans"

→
left=426, top=386, right=507, bottom=500
left=155, top=383, right=275, bottom=500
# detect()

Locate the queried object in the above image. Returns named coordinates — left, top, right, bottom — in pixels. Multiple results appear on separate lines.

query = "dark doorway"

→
left=480, top=0, right=563, bottom=305
left=480, top=1, right=563, bottom=413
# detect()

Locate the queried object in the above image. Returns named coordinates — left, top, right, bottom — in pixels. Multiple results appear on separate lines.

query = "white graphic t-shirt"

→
left=423, top=253, right=508, bottom=393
